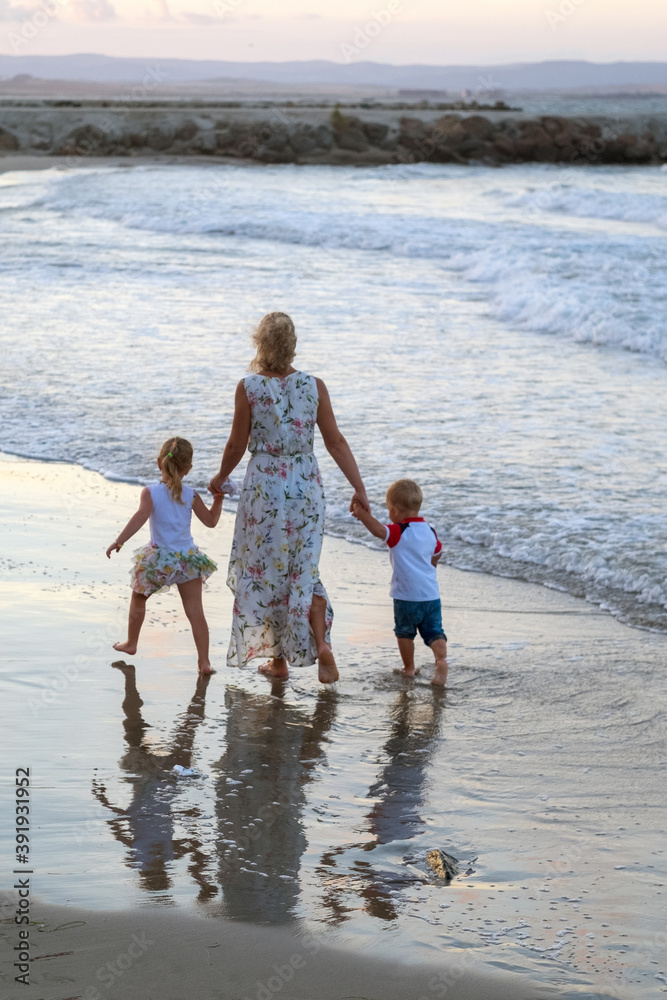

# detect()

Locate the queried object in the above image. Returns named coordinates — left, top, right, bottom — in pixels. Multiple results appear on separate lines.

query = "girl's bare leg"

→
left=310, top=594, right=338, bottom=683
left=113, top=592, right=148, bottom=656
left=178, top=579, right=213, bottom=674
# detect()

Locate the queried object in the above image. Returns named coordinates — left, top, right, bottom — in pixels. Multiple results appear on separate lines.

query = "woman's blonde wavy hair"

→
left=249, top=312, right=297, bottom=376
left=158, top=437, right=193, bottom=504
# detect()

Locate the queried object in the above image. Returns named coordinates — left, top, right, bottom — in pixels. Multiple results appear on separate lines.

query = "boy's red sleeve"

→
left=432, top=527, right=442, bottom=554
left=386, top=524, right=402, bottom=548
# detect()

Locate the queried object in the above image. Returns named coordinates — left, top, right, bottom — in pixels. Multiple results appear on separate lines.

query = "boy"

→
left=351, top=479, right=448, bottom=687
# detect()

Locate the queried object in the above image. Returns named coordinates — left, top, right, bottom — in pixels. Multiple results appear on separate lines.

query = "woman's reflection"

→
left=214, top=686, right=337, bottom=924
left=92, top=661, right=216, bottom=900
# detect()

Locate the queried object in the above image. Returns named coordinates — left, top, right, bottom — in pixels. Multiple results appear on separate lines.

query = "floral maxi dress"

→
left=227, top=372, right=333, bottom=668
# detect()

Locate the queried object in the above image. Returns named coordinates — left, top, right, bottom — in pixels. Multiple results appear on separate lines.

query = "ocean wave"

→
left=33, top=166, right=667, bottom=364
left=2, top=161, right=666, bottom=632
left=446, top=239, right=667, bottom=360
left=500, top=181, right=667, bottom=230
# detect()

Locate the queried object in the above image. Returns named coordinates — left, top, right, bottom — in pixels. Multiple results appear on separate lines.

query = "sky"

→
left=0, top=0, right=665, bottom=63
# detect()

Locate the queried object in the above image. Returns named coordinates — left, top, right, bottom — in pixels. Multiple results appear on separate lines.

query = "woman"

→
left=210, top=312, right=369, bottom=683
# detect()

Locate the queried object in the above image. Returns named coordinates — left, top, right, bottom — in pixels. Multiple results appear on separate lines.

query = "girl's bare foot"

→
left=317, top=648, right=339, bottom=684
left=113, top=641, right=137, bottom=655
left=199, top=662, right=215, bottom=676
left=258, top=658, right=289, bottom=680
left=432, top=658, right=448, bottom=687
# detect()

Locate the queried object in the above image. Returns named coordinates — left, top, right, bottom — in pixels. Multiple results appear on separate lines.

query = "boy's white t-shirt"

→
left=384, top=517, right=442, bottom=602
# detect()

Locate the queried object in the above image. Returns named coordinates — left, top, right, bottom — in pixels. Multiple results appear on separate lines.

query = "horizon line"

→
left=3, top=53, right=667, bottom=69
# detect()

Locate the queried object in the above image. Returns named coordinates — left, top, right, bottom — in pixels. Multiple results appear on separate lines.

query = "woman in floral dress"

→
left=210, top=313, right=369, bottom=682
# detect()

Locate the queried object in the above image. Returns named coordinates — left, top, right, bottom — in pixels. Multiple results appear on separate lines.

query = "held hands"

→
left=208, top=474, right=224, bottom=496
left=208, top=476, right=239, bottom=498
left=350, top=489, right=370, bottom=514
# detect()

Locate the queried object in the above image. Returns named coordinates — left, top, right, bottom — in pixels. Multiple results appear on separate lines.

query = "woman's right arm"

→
left=209, top=380, right=251, bottom=495
left=315, top=378, right=370, bottom=512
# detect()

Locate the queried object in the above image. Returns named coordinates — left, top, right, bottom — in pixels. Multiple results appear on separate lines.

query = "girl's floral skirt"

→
left=131, top=544, right=217, bottom=597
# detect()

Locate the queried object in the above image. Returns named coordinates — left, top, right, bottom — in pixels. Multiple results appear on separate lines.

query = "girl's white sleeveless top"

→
left=148, top=482, right=195, bottom=552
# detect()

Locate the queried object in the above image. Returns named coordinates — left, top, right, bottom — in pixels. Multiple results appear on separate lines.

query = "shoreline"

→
left=1, top=452, right=665, bottom=999
left=0, top=442, right=663, bottom=637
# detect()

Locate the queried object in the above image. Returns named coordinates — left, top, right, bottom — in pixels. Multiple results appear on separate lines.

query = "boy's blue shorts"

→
left=393, top=598, right=447, bottom=647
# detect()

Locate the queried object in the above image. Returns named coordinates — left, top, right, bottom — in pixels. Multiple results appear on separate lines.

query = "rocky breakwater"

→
left=398, top=113, right=667, bottom=165
left=1, top=102, right=666, bottom=165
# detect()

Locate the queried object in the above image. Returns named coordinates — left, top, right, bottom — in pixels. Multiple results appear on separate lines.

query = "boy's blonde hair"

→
left=386, top=479, right=423, bottom=512
left=249, top=312, right=297, bottom=376
left=158, top=437, right=193, bottom=504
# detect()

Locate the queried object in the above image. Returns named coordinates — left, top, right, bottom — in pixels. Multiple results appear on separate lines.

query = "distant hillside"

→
left=0, top=55, right=666, bottom=91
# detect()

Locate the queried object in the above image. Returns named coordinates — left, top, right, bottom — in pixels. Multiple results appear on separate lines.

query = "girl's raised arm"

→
left=209, top=380, right=251, bottom=495
left=106, top=487, right=152, bottom=558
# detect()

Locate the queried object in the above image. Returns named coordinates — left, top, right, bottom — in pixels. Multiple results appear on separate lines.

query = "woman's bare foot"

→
left=432, top=658, right=448, bottom=687
left=113, top=641, right=137, bottom=655
left=198, top=662, right=215, bottom=676
left=258, top=658, right=289, bottom=680
left=317, top=648, right=339, bottom=684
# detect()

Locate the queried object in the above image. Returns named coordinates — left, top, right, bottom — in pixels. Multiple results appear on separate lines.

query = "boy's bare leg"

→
left=430, top=638, right=448, bottom=687
left=309, top=594, right=338, bottom=683
left=396, top=637, right=416, bottom=677
left=113, top=592, right=148, bottom=656
left=178, top=579, right=213, bottom=675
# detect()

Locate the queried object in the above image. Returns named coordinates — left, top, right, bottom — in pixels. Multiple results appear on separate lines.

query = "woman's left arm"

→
left=209, top=380, right=251, bottom=495
left=315, top=378, right=370, bottom=512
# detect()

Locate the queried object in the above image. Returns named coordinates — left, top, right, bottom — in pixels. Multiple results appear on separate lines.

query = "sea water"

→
left=1, top=160, right=666, bottom=631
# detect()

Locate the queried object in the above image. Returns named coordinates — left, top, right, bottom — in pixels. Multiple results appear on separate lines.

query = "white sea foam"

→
left=1, top=161, right=666, bottom=629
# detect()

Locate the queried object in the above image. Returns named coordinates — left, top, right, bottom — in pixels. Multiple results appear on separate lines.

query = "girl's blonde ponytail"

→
left=158, top=437, right=193, bottom=504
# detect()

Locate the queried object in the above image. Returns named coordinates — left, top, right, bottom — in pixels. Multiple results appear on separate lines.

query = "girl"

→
left=107, top=437, right=225, bottom=675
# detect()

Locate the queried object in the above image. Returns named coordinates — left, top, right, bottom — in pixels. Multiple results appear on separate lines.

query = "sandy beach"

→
left=1, top=452, right=666, bottom=999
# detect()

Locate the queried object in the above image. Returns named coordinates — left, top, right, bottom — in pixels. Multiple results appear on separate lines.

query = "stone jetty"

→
left=1, top=101, right=666, bottom=165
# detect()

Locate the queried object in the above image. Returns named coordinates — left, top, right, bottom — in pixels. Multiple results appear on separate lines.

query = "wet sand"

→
left=1, top=898, right=563, bottom=1000
left=1, top=453, right=666, bottom=999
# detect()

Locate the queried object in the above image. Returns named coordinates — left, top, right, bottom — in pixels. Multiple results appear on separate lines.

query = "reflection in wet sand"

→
left=318, top=689, right=445, bottom=923
left=214, top=687, right=337, bottom=924
left=92, top=662, right=216, bottom=900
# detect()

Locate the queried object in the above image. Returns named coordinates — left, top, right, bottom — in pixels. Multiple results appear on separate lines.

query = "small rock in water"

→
left=426, top=849, right=460, bottom=880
